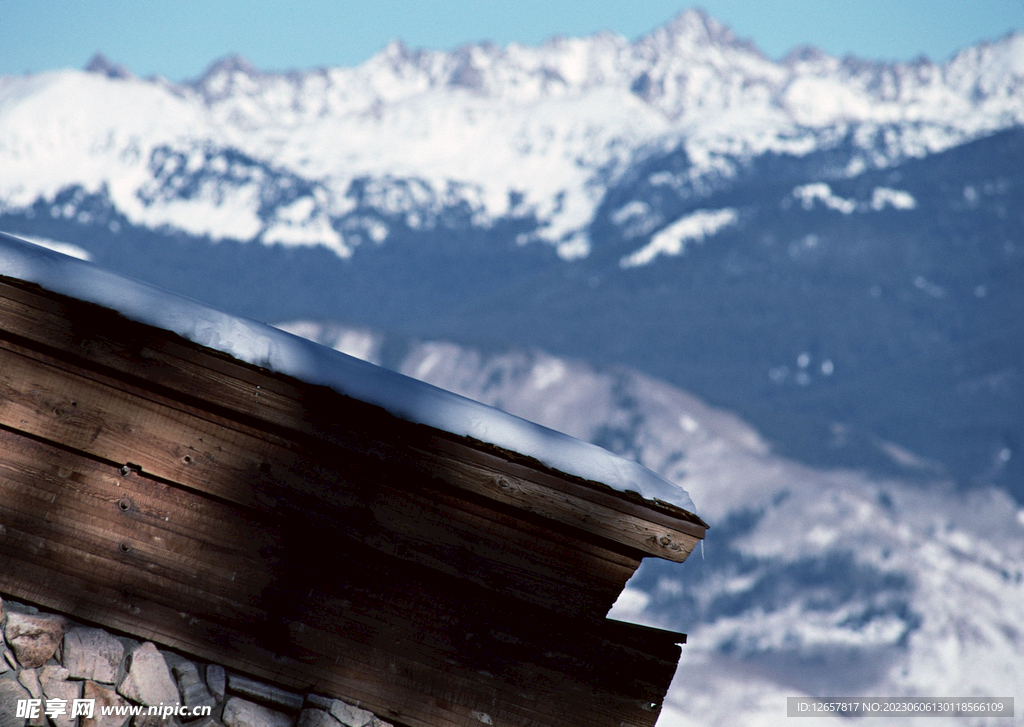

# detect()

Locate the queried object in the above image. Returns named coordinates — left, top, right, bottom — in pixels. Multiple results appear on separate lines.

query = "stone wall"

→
left=0, top=597, right=394, bottom=727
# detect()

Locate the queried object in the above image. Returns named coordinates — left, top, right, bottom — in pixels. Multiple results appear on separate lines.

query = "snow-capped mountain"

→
left=277, top=321, right=1024, bottom=726
left=0, top=9, right=1022, bottom=257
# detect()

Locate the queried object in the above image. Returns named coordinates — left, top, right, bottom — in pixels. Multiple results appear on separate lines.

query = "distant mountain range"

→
left=2, top=9, right=1022, bottom=253
left=1, top=8, right=1022, bottom=499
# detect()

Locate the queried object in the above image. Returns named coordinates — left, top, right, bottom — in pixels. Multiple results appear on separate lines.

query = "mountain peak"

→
left=633, top=8, right=764, bottom=64
left=203, top=53, right=258, bottom=77
left=655, top=8, right=753, bottom=51
left=190, top=54, right=261, bottom=101
left=84, top=52, right=132, bottom=80
left=381, top=39, right=412, bottom=61
left=782, top=44, right=832, bottom=66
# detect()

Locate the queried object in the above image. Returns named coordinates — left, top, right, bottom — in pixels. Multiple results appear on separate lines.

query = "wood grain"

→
left=0, top=431, right=680, bottom=727
left=0, top=276, right=706, bottom=727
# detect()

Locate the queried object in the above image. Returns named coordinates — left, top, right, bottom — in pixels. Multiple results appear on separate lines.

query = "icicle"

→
left=700, top=539, right=705, bottom=561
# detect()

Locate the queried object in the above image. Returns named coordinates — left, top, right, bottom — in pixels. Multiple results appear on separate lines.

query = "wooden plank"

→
left=407, top=439, right=700, bottom=563
left=425, top=433, right=707, bottom=539
left=0, top=332, right=683, bottom=595
left=0, top=432, right=679, bottom=727
left=0, top=423, right=683, bottom=664
left=0, top=422, right=634, bottom=631
left=6, top=569, right=671, bottom=727
left=0, top=428, right=280, bottom=598
left=0, top=277, right=707, bottom=539
left=0, top=275, right=699, bottom=726
left=362, top=481, right=638, bottom=615
left=0, top=562, right=674, bottom=727
left=0, top=429, right=667, bottom=686
left=0, top=278, right=311, bottom=422
left=317, top=483, right=637, bottom=619
left=0, top=331, right=700, bottom=575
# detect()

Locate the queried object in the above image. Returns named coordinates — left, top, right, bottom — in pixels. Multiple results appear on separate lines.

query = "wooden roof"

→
left=0, top=268, right=706, bottom=727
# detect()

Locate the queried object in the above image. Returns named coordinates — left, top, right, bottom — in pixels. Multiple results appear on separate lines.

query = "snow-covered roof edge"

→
left=0, top=233, right=695, bottom=513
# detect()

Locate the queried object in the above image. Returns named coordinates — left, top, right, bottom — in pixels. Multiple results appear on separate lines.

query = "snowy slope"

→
left=280, top=320, right=1024, bottom=727
left=1, top=10, right=1022, bottom=259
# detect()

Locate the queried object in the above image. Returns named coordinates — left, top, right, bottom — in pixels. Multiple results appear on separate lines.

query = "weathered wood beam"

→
left=0, top=336, right=640, bottom=616
left=0, top=274, right=706, bottom=727
left=0, top=427, right=682, bottom=727
left=0, top=277, right=706, bottom=543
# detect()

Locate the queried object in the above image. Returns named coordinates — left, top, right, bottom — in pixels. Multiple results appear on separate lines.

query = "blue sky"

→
left=3, top=0, right=1022, bottom=80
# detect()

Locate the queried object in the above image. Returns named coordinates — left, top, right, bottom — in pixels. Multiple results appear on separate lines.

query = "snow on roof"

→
left=0, top=232, right=695, bottom=512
